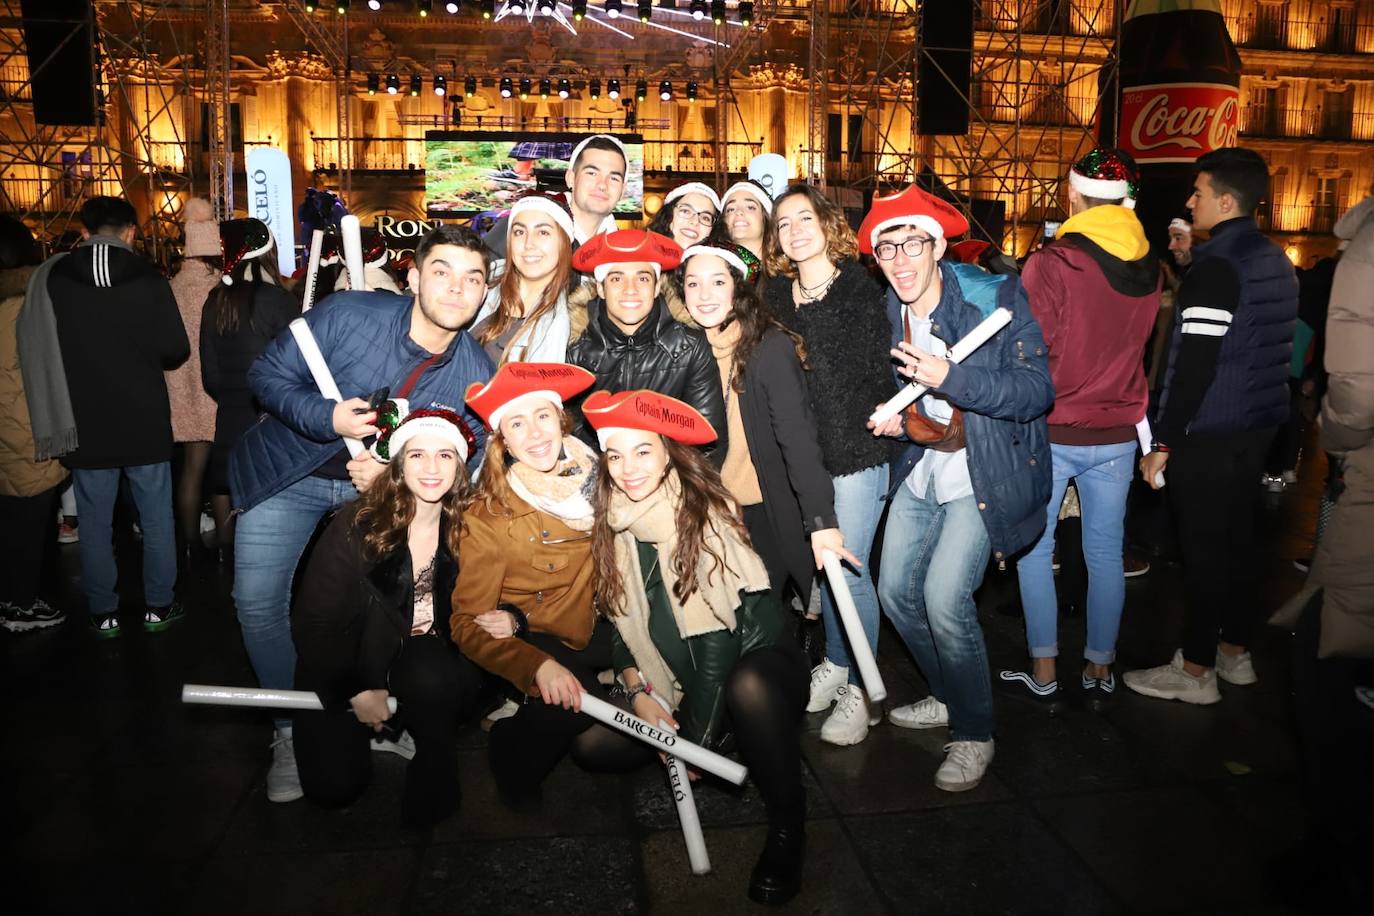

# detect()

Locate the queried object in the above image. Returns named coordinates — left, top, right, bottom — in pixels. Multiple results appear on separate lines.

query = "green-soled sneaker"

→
left=143, top=602, right=185, bottom=632
left=91, top=613, right=121, bottom=639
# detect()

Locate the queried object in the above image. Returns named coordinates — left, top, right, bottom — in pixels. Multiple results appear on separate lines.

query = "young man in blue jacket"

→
left=863, top=186, right=1054, bottom=791
left=229, top=224, right=494, bottom=803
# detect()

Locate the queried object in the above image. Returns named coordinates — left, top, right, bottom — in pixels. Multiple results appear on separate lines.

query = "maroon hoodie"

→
left=1022, top=224, right=1162, bottom=446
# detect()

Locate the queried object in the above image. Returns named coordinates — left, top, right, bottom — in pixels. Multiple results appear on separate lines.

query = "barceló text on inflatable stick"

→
left=340, top=214, right=366, bottom=292
left=578, top=692, right=748, bottom=785
left=822, top=549, right=887, bottom=703
left=869, top=307, right=1014, bottom=426
left=301, top=228, right=325, bottom=312
left=650, top=690, right=711, bottom=875
left=288, top=317, right=365, bottom=458
left=181, top=684, right=398, bottom=714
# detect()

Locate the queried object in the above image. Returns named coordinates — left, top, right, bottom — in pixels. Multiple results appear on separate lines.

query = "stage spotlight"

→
left=433, top=75, right=447, bottom=96
left=335, top=0, right=349, bottom=14
left=537, top=0, right=555, bottom=14
left=480, top=0, right=494, bottom=16
left=418, top=0, right=432, bottom=15
left=605, top=0, right=622, bottom=19
left=445, top=1, right=459, bottom=11
left=305, top=1, right=316, bottom=11
left=607, top=78, right=620, bottom=99
left=686, top=80, right=697, bottom=102
left=465, top=76, right=477, bottom=97
left=689, top=0, right=705, bottom=20
left=385, top=73, right=400, bottom=94
left=509, top=0, right=525, bottom=13
left=571, top=0, right=586, bottom=19
left=366, top=72, right=379, bottom=95
left=367, top=0, right=382, bottom=9
left=589, top=78, right=601, bottom=99
left=500, top=76, right=513, bottom=98
left=538, top=77, right=550, bottom=99
left=519, top=77, right=531, bottom=99
left=659, top=80, right=672, bottom=101
left=410, top=73, right=422, bottom=96
left=638, top=0, right=652, bottom=21
left=558, top=78, right=571, bottom=99
left=738, top=1, right=752, bottom=26
left=711, top=0, right=724, bottom=25
left=635, top=78, right=647, bottom=102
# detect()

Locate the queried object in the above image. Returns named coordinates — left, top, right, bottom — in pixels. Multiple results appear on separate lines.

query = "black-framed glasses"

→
left=673, top=202, right=716, bottom=228
left=874, top=236, right=935, bottom=261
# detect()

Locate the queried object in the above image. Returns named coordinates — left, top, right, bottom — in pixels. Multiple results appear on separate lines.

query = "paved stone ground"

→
left=4, top=470, right=1327, bottom=915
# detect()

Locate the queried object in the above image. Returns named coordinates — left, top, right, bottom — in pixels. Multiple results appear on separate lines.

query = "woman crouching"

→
left=291, top=405, right=484, bottom=827
left=585, top=389, right=809, bottom=905
left=452, top=363, right=649, bottom=809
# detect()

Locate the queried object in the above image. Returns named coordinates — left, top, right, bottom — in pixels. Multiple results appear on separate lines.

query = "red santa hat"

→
left=220, top=218, right=275, bottom=284
left=582, top=389, right=718, bottom=449
left=857, top=186, right=970, bottom=253
left=369, top=400, right=476, bottom=466
left=508, top=191, right=576, bottom=242
left=572, top=229, right=683, bottom=282
left=464, top=362, right=596, bottom=430
left=1068, top=147, right=1140, bottom=209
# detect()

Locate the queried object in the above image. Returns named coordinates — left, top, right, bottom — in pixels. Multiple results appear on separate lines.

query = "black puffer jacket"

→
left=763, top=260, right=895, bottom=477
left=567, top=295, right=727, bottom=460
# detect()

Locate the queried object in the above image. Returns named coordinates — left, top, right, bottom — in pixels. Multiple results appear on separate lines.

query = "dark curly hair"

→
left=353, top=448, right=470, bottom=563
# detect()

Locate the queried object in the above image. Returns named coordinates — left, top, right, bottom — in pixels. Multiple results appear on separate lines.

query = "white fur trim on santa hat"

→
left=1168, top=217, right=1193, bottom=234
left=509, top=195, right=576, bottom=242
left=663, top=182, right=722, bottom=212
left=722, top=181, right=772, bottom=215
left=386, top=415, right=470, bottom=465
left=869, top=214, right=946, bottom=247
left=486, top=390, right=564, bottom=430
left=595, top=426, right=636, bottom=451
left=681, top=244, right=748, bottom=278
left=1068, top=170, right=1130, bottom=201
left=593, top=261, right=661, bottom=283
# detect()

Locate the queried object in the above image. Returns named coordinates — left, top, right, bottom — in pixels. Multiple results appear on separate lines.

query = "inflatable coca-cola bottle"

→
left=1100, top=0, right=1242, bottom=251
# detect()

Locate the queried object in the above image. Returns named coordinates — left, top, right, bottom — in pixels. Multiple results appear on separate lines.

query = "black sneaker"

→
left=91, top=613, right=121, bottom=639
left=1081, top=671, right=1116, bottom=708
left=997, top=670, right=1062, bottom=704
left=1, top=599, right=65, bottom=633
left=143, top=602, right=185, bottom=632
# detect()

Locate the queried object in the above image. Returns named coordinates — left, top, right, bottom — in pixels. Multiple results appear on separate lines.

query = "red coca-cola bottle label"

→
left=1120, top=82, right=1240, bottom=164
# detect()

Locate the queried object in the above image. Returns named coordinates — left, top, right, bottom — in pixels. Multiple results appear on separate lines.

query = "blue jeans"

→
left=234, top=476, right=356, bottom=726
left=1017, top=440, right=1135, bottom=667
left=818, top=464, right=889, bottom=686
left=72, top=463, right=177, bottom=615
left=878, top=481, right=994, bottom=742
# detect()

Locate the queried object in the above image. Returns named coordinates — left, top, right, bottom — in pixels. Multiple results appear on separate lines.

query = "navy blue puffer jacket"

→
left=887, top=262, right=1055, bottom=560
left=229, top=290, right=493, bottom=512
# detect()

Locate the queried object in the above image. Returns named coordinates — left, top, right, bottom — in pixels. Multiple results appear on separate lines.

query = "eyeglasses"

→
left=673, top=202, right=716, bottom=228
left=874, top=236, right=935, bottom=261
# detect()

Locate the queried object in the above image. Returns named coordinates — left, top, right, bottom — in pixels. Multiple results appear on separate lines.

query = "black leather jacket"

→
left=567, top=296, right=727, bottom=461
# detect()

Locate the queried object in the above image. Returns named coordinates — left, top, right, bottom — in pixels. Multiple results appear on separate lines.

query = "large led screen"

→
left=424, top=130, right=644, bottom=218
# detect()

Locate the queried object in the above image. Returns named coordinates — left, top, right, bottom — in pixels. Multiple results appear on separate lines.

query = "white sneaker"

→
left=888, top=696, right=950, bottom=730
left=487, top=698, right=521, bottom=723
left=267, top=726, right=304, bottom=803
left=372, top=729, right=416, bottom=760
left=934, top=739, right=994, bottom=792
left=1215, top=649, right=1257, bottom=686
left=819, top=685, right=870, bottom=746
left=1122, top=650, right=1221, bottom=705
left=806, top=659, right=848, bottom=713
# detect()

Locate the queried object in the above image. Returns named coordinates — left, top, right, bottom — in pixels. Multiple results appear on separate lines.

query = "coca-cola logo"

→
left=1120, top=83, right=1240, bottom=164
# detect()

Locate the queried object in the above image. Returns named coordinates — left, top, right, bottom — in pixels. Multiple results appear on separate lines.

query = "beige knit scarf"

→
left=605, top=470, right=771, bottom=707
left=506, top=435, right=599, bottom=531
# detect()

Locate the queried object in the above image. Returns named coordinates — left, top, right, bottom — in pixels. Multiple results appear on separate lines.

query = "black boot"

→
left=748, top=793, right=806, bottom=905
left=795, top=615, right=825, bottom=669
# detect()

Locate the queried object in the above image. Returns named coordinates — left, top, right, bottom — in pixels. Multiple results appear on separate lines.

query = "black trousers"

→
left=1169, top=427, right=1276, bottom=666
left=0, top=485, right=59, bottom=608
left=487, top=618, right=649, bottom=798
left=294, top=635, right=484, bottom=826
left=720, top=643, right=809, bottom=821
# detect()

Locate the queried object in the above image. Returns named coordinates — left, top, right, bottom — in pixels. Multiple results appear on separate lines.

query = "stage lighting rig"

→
left=385, top=73, right=400, bottom=94
left=607, top=78, right=621, bottom=99
left=689, top=0, right=705, bottom=20
left=711, top=0, right=724, bottom=25
left=605, top=0, right=622, bottom=18
left=589, top=78, right=601, bottom=99
left=500, top=76, right=513, bottom=98
left=635, top=78, right=647, bottom=102
left=659, top=80, right=672, bottom=101
left=433, top=75, right=447, bottom=96
left=418, top=0, right=432, bottom=16
left=738, top=1, right=752, bottom=26
left=366, top=73, right=379, bottom=95
left=638, top=0, right=652, bottom=21
left=558, top=78, right=571, bottom=99
left=465, top=76, right=478, bottom=97
left=519, top=77, right=531, bottom=99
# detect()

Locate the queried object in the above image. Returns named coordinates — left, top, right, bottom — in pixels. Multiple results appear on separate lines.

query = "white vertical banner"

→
left=246, top=147, right=296, bottom=277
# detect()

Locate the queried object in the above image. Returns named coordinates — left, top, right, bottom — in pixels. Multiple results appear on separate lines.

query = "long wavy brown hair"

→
left=764, top=183, right=859, bottom=278
left=477, top=227, right=574, bottom=364
left=592, top=437, right=753, bottom=616
left=353, top=450, right=469, bottom=563
left=680, top=252, right=808, bottom=391
left=472, top=409, right=576, bottom=518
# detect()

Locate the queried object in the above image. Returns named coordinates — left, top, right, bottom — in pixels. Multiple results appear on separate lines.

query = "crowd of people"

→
left=3, top=136, right=1370, bottom=906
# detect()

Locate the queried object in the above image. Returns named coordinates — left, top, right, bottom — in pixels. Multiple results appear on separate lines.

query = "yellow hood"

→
left=1055, top=205, right=1150, bottom=262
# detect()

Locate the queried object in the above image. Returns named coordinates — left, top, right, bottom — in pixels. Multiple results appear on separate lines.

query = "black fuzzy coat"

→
left=763, top=260, right=895, bottom=477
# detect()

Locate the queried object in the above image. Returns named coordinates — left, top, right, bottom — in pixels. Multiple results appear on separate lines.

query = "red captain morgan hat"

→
left=572, top=229, right=683, bottom=283
left=464, top=362, right=596, bottom=430
left=857, top=185, right=970, bottom=254
left=583, top=389, right=718, bottom=450
left=948, top=239, right=992, bottom=265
